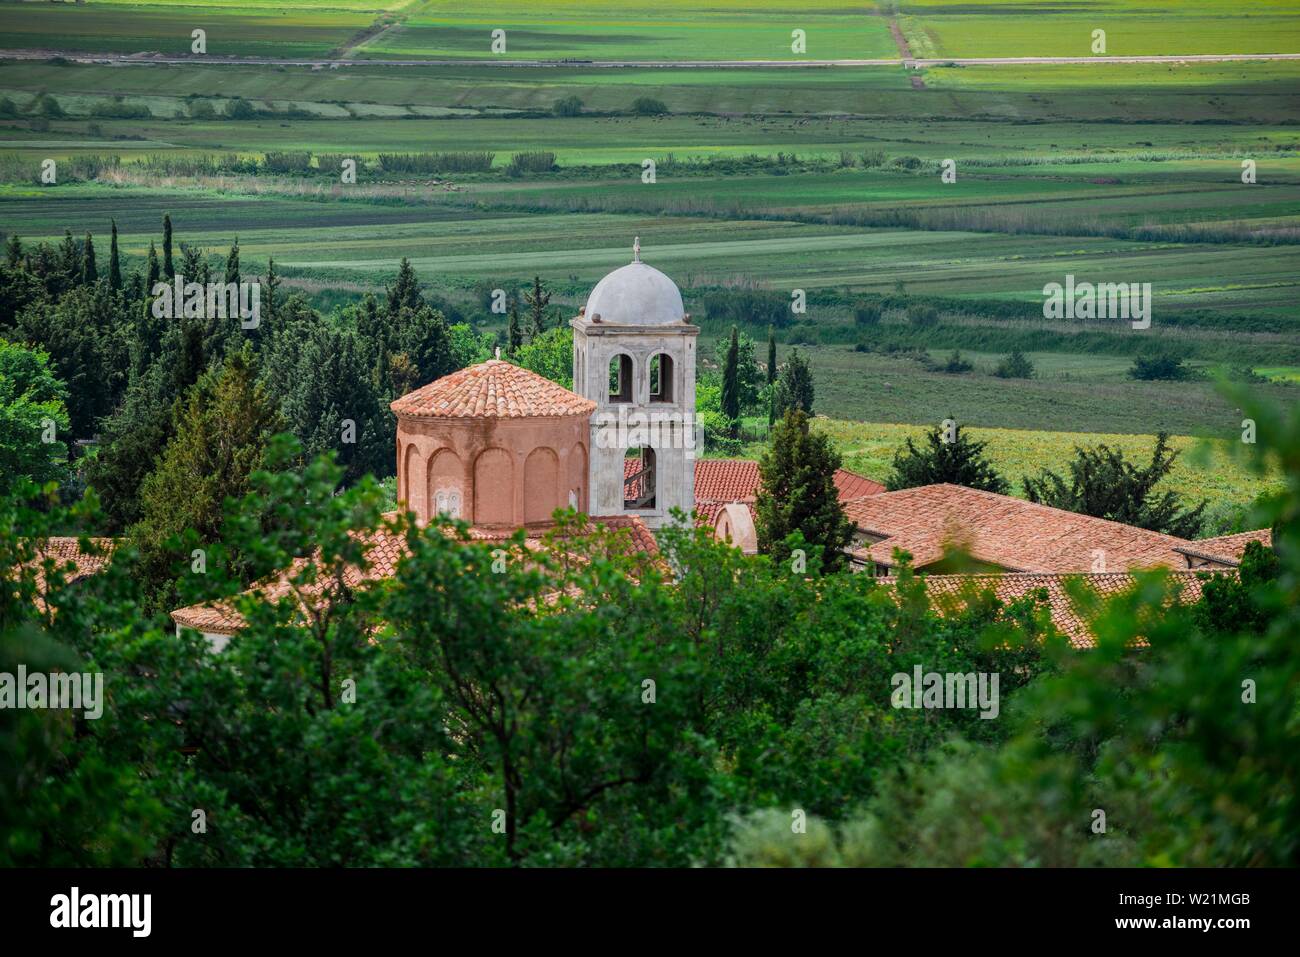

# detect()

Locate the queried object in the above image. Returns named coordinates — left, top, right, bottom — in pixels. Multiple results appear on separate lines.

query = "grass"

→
left=899, top=0, right=1300, bottom=58
left=0, top=3, right=372, bottom=58
left=360, top=0, right=897, bottom=61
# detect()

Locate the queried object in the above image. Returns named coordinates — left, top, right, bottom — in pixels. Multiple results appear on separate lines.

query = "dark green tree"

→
left=720, top=325, right=741, bottom=425
left=145, top=240, right=160, bottom=291
left=128, top=345, right=282, bottom=611
left=754, top=408, right=855, bottom=571
left=263, top=256, right=280, bottom=323
left=772, top=347, right=814, bottom=417
left=994, top=349, right=1034, bottom=379
left=1021, top=432, right=1206, bottom=537
left=386, top=257, right=423, bottom=318
left=223, top=237, right=240, bottom=286
left=506, top=304, right=523, bottom=359
left=524, top=275, right=551, bottom=340
left=162, top=214, right=174, bottom=280
left=80, top=232, right=97, bottom=285
left=887, top=420, right=1010, bottom=494
left=108, top=219, right=122, bottom=292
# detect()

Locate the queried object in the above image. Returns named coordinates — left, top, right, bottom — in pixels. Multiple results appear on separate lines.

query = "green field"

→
left=0, top=1, right=374, bottom=58
left=1, top=6, right=1297, bottom=463
left=900, top=0, right=1300, bottom=59
left=360, top=0, right=896, bottom=60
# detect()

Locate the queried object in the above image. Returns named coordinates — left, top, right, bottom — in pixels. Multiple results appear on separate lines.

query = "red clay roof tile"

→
left=845, top=483, right=1193, bottom=574
left=390, top=359, right=596, bottom=419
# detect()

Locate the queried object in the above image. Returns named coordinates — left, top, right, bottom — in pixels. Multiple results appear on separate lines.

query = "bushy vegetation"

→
left=377, top=152, right=495, bottom=174
left=3, top=388, right=1297, bottom=866
left=1022, top=432, right=1207, bottom=538
left=888, top=420, right=1010, bottom=494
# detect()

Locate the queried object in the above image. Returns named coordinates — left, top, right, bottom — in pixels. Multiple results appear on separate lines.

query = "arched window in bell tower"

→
left=623, top=447, right=656, bottom=510
left=649, top=353, right=674, bottom=403
left=609, top=353, right=632, bottom=403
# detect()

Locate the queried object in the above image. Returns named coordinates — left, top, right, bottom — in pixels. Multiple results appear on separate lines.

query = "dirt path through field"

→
left=334, top=15, right=402, bottom=59
left=4, top=50, right=1299, bottom=69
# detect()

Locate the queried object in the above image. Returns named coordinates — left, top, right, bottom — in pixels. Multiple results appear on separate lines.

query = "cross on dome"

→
left=632, top=236, right=640, bottom=262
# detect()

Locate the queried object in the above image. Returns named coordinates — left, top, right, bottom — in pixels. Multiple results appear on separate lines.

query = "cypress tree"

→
left=386, top=257, right=422, bottom=318
left=525, top=275, right=550, bottom=340
left=720, top=325, right=741, bottom=424
left=162, top=213, right=174, bottom=280
left=754, top=408, right=855, bottom=572
left=772, top=348, right=814, bottom=418
left=5, top=233, right=21, bottom=267
left=263, top=256, right=280, bottom=322
left=81, top=232, right=97, bottom=284
left=224, top=238, right=240, bottom=286
left=108, top=219, right=122, bottom=292
left=59, top=229, right=79, bottom=279
left=507, top=305, right=523, bottom=359
left=766, top=326, right=777, bottom=385
left=146, top=241, right=160, bottom=290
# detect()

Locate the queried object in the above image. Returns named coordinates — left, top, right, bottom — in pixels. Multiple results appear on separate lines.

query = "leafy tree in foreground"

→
left=0, top=338, right=70, bottom=493
left=887, top=420, right=1009, bottom=494
left=1021, top=432, right=1206, bottom=537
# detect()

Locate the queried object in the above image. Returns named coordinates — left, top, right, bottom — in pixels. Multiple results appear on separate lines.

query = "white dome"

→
left=584, top=260, right=684, bottom=326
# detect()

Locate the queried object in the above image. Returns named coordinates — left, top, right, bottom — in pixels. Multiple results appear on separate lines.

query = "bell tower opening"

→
left=650, top=353, right=673, bottom=403
left=609, top=353, right=632, bottom=403
left=624, top=448, right=656, bottom=510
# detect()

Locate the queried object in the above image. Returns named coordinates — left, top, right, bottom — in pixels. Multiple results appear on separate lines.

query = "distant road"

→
left=3, top=49, right=1300, bottom=69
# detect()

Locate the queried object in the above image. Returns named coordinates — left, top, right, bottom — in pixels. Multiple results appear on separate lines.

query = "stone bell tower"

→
left=571, top=239, right=697, bottom=528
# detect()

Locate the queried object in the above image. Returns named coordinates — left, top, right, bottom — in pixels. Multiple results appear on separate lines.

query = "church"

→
left=167, top=242, right=1267, bottom=648
left=392, top=238, right=700, bottom=534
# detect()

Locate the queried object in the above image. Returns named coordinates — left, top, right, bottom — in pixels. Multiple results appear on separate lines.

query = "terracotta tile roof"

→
left=878, top=570, right=1227, bottom=648
left=844, top=484, right=1192, bottom=574
left=390, top=359, right=596, bottom=419
left=694, top=458, right=883, bottom=504
left=24, top=536, right=117, bottom=614
left=1173, top=529, right=1272, bottom=566
left=171, top=515, right=658, bottom=636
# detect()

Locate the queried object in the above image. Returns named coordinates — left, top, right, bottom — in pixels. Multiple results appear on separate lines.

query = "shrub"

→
left=1129, top=353, right=1193, bottom=381
left=377, top=151, right=493, bottom=174
left=506, top=151, right=557, bottom=176
left=907, top=304, right=939, bottom=328
left=90, top=101, right=153, bottom=119
left=939, top=350, right=973, bottom=374
left=552, top=95, right=583, bottom=117
left=630, top=97, right=669, bottom=116
left=261, top=151, right=313, bottom=174
left=223, top=97, right=258, bottom=120
left=994, top=350, right=1035, bottom=379
left=853, top=301, right=882, bottom=326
